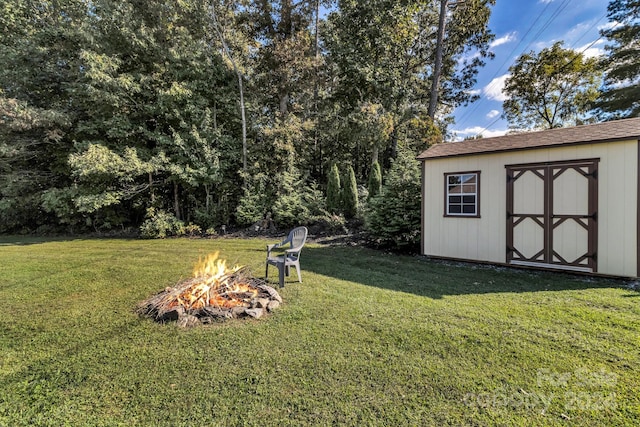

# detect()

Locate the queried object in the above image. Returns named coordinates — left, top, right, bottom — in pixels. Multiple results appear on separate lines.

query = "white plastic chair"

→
left=265, top=226, right=308, bottom=287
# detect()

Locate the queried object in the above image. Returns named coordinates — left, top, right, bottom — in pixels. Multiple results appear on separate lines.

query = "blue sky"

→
left=451, top=0, right=612, bottom=140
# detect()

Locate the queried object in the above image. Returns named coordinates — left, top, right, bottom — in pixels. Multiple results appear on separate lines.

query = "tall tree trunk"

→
left=149, top=172, right=155, bottom=203
left=314, top=0, right=321, bottom=178
left=173, top=181, right=181, bottom=220
left=279, top=92, right=289, bottom=117
left=210, top=5, right=247, bottom=177
left=428, top=0, right=448, bottom=119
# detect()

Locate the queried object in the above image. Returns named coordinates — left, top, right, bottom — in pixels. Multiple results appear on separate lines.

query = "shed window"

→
left=445, top=172, right=479, bottom=217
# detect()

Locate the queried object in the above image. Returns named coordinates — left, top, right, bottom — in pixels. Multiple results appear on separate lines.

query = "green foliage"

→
left=366, top=148, right=421, bottom=250
left=271, top=168, right=311, bottom=229
left=341, top=165, right=358, bottom=219
left=326, top=163, right=342, bottom=214
left=323, top=0, right=494, bottom=172
left=0, top=0, right=495, bottom=234
left=367, top=161, right=382, bottom=200
left=139, top=207, right=185, bottom=239
left=595, top=0, right=640, bottom=119
left=40, top=187, right=85, bottom=230
left=503, top=41, right=601, bottom=130
left=235, top=172, right=270, bottom=226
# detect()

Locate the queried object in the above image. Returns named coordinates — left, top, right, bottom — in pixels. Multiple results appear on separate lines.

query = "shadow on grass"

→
left=302, top=245, right=626, bottom=299
left=0, top=235, right=87, bottom=246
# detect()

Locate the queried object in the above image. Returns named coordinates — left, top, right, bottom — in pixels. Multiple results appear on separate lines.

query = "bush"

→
left=308, top=213, right=348, bottom=235
left=365, top=149, right=421, bottom=250
left=183, top=223, right=203, bottom=237
left=139, top=208, right=185, bottom=238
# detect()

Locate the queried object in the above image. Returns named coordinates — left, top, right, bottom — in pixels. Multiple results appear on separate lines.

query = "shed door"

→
left=506, top=159, right=598, bottom=272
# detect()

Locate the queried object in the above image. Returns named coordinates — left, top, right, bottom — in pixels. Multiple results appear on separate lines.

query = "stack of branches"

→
left=136, top=267, right=272, bottom=322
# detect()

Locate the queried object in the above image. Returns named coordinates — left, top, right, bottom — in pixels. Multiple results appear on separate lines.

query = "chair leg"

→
left=295, top=262, right=302, bottom=283
left=265, top=263, right=269, bottom=280
left=278, top=264, right=285, bottom=288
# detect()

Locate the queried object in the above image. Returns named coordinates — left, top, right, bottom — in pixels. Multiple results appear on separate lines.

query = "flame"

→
left=170, top=252, right=258, bottom=311
left=193, top=251, right=241, bottom=279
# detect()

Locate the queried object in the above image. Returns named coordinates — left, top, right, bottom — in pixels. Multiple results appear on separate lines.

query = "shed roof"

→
left=417, top=117, right=640, bottom=160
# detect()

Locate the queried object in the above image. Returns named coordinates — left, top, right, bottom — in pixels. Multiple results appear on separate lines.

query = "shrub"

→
left=183, top=223, right=203, bottom=237
left=139, top=208, right=185, bottom=238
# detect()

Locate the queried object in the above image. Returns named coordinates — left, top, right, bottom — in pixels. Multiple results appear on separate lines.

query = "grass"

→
left=0, top=236, right=638, bottom=426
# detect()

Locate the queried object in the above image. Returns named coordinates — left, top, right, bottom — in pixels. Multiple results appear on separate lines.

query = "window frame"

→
left=443, top=171, right=481, bottom=218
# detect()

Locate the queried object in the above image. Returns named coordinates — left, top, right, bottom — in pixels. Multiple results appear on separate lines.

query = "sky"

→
left=450, top=0, right=612, bottom=141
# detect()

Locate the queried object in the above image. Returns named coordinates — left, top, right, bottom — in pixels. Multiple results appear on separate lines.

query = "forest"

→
left=0, top=0, right=636, bottom=246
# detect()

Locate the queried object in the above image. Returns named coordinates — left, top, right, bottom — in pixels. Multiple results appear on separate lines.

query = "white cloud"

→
left=451, top=126, right=509, bottom=141
left=486, top=110, right=500, bottom=119
left=538, top=0, right=554, bottom=3
left=598, top=21, right=619, bottom=32
left=490, top=32, right=517, bottom=49
left=483, top=74, right=510, bottom=102
left=577, top=39, right=606, bottom=58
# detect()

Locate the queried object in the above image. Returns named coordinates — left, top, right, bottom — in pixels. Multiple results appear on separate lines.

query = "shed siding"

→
left=422, top=139, right=638, bottom=277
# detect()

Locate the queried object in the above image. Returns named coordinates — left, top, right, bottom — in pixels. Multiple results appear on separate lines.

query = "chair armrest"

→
left=285, top=246, right=302, bottom=256
left=267, top=242, right=284, bottom=257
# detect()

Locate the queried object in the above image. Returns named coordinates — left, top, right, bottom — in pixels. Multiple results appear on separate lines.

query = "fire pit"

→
left=137, top=252, right=282, bottom=327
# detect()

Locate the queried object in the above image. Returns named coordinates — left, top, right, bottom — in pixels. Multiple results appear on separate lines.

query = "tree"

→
left=367, top=161, right=382, bottom=200
left=341, top=165, right=358, bottom=219
left=69, top=0, right=234, bottom=226
left=503, top=42, right=601, bottom=130
left=594, top=0, right=640, bottom=119
left=0, top=0, right=88, bottom=232
left=366, top=147, right=421, bottom=250
left=326, top=163, right=341, bottom=214
left=324, top=0, right=494, bottom=172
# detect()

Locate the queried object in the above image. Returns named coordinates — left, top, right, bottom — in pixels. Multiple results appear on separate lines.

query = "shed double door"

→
left=506, top=159, right=598, bottom=272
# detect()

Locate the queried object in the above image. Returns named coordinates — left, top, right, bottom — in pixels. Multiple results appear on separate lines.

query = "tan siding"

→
left=597, top=140, right=637, bottom=276
left=422, top=139, right=638, bottom=277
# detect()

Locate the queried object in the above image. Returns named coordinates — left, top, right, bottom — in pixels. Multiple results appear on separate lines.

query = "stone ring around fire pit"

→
left=136, top=253, right=283, bottom=328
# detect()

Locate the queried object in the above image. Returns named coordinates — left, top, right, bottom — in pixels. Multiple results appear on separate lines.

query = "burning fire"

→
left=137, top=251, right=281, bottom=326
left=170, top=252, right=258, bottom=310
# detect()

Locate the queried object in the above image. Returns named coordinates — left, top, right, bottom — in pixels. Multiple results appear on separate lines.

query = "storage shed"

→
left=417, top=117, right=640, bottom=277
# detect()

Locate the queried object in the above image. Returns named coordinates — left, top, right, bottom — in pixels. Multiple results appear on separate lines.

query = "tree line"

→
left=0, top=0, right=636, bottom=247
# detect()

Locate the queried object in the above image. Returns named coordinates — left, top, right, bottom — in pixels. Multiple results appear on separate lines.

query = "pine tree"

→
left=341, top=165, right=358, bottom=219
left=366, top=148, right=421, bottom=250
left=595, top=0, right=640, bottom=119
left=367, top=161, right=382, bottom=200
left=326, top=163, right=341, bottom=214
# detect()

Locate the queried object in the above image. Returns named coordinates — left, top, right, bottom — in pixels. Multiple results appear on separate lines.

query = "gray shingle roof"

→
left=417, top=117, right=640, bottom=160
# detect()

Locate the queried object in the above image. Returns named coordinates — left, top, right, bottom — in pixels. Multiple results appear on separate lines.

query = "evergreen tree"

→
left=341, top=165, right=358, bottom=219
left=595, top=0, right=640, bottom=119
left=326, top=163, right=341, bottom=214
left=366, top=148, right=421, bottom=250
left=367, top=161, right=382, bottom=200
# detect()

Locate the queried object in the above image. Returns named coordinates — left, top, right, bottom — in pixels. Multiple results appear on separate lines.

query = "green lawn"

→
left=0, top=237, right=638, bottom=426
